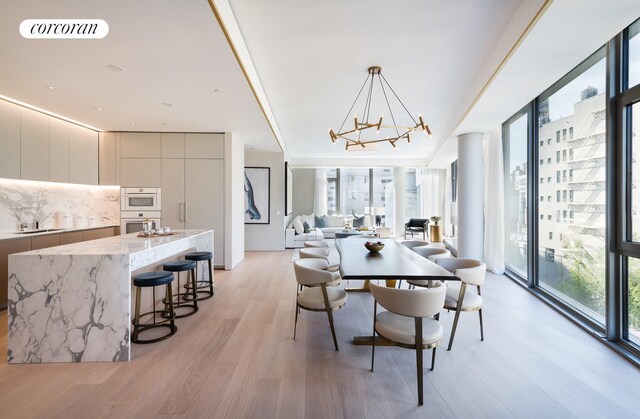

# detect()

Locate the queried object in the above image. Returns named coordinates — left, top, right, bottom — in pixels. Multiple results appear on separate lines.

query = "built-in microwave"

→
left=121, top=187, right=161, bottom=211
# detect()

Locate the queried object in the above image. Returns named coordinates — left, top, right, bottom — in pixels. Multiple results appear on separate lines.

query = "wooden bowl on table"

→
left=364, top=241, right=384, bottom=253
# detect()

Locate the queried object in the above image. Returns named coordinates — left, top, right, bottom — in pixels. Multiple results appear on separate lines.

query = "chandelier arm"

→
left=380, top=73, right=419, bottom=125
left=337, top=74, right=371, bottom=134
left=378, top=74, right=400, bottom=137
left=363, top=73, right=375, bottom=124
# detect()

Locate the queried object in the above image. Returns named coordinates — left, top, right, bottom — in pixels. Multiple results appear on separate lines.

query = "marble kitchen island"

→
left=7, top=229, right=213, bottom=364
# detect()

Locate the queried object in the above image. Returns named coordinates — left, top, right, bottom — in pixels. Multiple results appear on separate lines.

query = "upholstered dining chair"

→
left=435, top=258, right=486, bottom=350
left=369, top=282, right=447, bottom=406
left=299, top=247, right=340, bottom=271
left=412, top=246, right=451, bottom=262
left=294, top=258, right=341, bottom=288
left=304, top=240, right=330, bottom=248
left=401, top=240, right=429, bottom=251
left=293, top=259, right=348, bottom=351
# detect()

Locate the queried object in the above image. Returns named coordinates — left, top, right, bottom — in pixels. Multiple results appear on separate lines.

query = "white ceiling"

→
left=2, top=1, right=640, bottom=165
left=0, top=0, right=280, bottom=152
left=226, top=0, right=538, bottom=166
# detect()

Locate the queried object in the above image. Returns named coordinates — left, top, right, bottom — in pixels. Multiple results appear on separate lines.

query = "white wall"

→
left=291, top=168, right=315, bottom=216
left=244, top=151, right=286, bottom=251
left=225, top=133, right=245, bottom=269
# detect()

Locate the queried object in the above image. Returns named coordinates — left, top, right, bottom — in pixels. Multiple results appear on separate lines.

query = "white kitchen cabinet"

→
left=161, top=158, right=185, bottom=229
left=99, top=132, right=117, bottom=185
left=185, top=133, right=224, bottom=159
left=0, top=100, right=21, bottom=179
left=185, top=159, right=225, bottom=266
left=161, top=133, right=185, bottom=158
left=86, top=130, right=99, bottom=185
left=49, top=118, right=70, bottom=183
left=20, top=108, right=49, bottom=181
left=161, top=157, right=225, bottom=266
left=69, top=124, right=87, bottom=184
left=120, top=158, right=162, bottom=187
left=120, top=133, right=161, bottom=158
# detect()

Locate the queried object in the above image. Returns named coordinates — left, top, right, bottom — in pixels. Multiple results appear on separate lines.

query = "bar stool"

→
left=163, top=260, right=198, bottom=318
left=132, top=271, right=177, bottom=344
left=183, top=251, right=214, bottom=300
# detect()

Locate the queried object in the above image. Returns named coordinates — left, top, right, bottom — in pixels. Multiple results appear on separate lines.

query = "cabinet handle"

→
left=179, top=203, right=184, bottom=222
left=185, top=202, right=188, bottom=223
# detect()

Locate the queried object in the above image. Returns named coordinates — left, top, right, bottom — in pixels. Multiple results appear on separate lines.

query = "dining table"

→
left=336, top=237, right=457, bottom=345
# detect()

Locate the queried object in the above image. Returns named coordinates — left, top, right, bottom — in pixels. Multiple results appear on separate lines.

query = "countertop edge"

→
left=0, top=224, right=120, bottom=241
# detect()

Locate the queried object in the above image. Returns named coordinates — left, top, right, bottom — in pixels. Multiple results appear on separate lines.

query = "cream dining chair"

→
left=299, top=247, right=340, bottom=271
left=293, top=259, right=348, bottom=351
left=412, top=246, right=451, bottom=262
left=435, top=258, right=486, bottom=350
left=303, top=240, right=330, bottom=248
left=369, top=282, right=447, bottom=406
left=401, top=240, right=429, bottom=251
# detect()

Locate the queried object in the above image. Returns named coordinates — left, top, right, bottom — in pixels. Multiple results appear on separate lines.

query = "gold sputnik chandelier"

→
left=329, top=66, right=431, bottom=151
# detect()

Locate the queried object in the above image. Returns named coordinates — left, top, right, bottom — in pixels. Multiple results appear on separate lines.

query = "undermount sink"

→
left=15, top=229, right=64, bottom=235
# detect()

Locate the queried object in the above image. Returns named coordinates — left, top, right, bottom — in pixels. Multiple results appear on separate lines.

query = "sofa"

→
left=286, top=213, right=371, bottom=248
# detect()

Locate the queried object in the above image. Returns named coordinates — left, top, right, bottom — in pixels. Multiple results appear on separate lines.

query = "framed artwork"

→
left=244, top=167, right=270, bottom=224
left=285, top=161, right=293, bottom=215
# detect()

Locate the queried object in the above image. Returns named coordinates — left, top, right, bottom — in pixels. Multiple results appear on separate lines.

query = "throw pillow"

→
left=324, top=215, right=345, bottom=227
left=303, top=221, right=311, bottom=233
left=301, top=214, right=315, bottom=228
left=353, top=215, right=365, bottom=227
left=314, top=215, right=325, bottom=228
left=292, top=217, right=304, bottom=235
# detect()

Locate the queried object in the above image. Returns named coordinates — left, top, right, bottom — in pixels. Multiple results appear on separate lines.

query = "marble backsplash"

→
left=0, top=178, right=120, bottom=233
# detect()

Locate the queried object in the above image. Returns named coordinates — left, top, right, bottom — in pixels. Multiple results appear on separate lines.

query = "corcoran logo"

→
left=19, top=19, right=109, bottom=39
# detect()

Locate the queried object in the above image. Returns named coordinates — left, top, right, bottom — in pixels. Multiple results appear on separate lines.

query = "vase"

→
left=430, top=225, right=442, bottom=243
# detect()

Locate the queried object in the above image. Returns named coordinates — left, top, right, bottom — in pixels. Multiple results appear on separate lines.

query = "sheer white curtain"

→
left=313, top=168, right=327, bottom=216
left=419, top=168, right=446, bottom=220
left=483, top=127, right=505, bottom=273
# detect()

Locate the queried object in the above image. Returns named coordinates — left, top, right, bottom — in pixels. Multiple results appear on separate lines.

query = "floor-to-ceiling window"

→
left=503, top=109, right=529, bottom=279
left=501, top=18, right=640, bottom=361
left=622, top=19, right=640, bottom=348
left=537, top=49, right=607, bottom=322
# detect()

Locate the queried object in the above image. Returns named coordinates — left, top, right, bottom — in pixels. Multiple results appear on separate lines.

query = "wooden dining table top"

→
left=336, top=238, right=457, bottom=281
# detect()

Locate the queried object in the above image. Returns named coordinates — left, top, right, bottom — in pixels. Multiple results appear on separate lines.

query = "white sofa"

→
left=286, top=214, right=371, bottom=248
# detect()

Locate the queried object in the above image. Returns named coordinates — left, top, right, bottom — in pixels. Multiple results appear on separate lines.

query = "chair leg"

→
left=479, top=309, right=484, bottom=341
left=431, top=347, right=436, bottom=371
left=321, top=284, right=339, bottom=351
left=415, top=317, right=424, bottom=406
left=208, top=259, right=214, bottom=296
left=448, top=307, right=462, bottom=351
left=293, top=302, right=299, bottom=340
left=397, top=280, right=403, bottom=289
left=371, top=301, right=377, bottom=372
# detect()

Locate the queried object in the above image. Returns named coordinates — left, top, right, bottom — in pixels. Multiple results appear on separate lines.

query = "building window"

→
left=557, top=150, right=561, bottom=163
left=540, top=140, right=544, bottom=147
left=540, top=159, right=544, bottom=165
left=540, top=178, right=544, bottom=184
left=563, top=149, right=567, bottom=162
left=548, top=215, right=552, bottom=220
left=563, top=210, right=567, bottom=219
left=540, top=196, right=544, bottom=202
left=563, top=190, right=567, bottom=202
left=557, top=190, right=561, bottom=202
left=548, top=138, right=552, bottom=145
left=563, top=128, right=567, bottom=140
left=569, top=190, right=574, bottom=202
left=563, top=170, right=567, bottom=182
left=547, top=158, right=551, bottom=164
left=557, top=171, right=561, bottom=182
left=556, top=131, right=560, bottom=142
left=549, top=232, right=553, bottom=240
left=547, top=176, right=551, bottom=183
left=540, top=214, right=544, bottom=220
left=569, top=126, right=574, bottom=139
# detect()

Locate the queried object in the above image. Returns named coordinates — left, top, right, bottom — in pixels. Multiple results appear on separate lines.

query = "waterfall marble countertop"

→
left=0, top=224, right=120, bottom=241
left=8, top=229, right=214, bottom=363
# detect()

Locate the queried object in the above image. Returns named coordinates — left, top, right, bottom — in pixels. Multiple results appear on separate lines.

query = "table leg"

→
left=346, top=279, right=370, bottom=292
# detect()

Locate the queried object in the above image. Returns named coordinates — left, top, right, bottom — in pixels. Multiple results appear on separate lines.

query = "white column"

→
left=394, top=167, right=406, bottom=237
left=457, top=132, right=484, bottom=260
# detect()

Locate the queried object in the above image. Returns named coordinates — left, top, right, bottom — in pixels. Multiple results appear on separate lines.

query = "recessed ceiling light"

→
left=256, top=137, right=260, bottom=141
left=194, top=123, right=200, bottom=127
left=107, top=64, right=124, bottom=72
left=94, top=107, right=103, bottom=111
left=213, top=88, right=221, bottom=93
left=130, top=122, right=136, bottom=126
left=47, top=86, right=55, bottom=90
left=162, top=102, right=173, bottom=107
left=160, top=123, right=167, bottom=126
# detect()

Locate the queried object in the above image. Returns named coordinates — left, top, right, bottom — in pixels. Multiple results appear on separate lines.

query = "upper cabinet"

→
left=185, top=133, right=224, bottom=159
left=0, top=100, right=21, bottom=179
left=0, top=100, right=99, bottom=185
left=20, top=108, right=50, bottom=181
left=120, top=133, right=161, bottom=158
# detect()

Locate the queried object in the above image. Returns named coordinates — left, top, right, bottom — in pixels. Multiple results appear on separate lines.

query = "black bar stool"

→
left=183, top=251, right=214, bottom=300
left=163, top=260, right=198, bottom=318
left=132, top=271, right=177, bottom=344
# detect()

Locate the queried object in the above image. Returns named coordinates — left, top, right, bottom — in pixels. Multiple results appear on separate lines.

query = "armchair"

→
left=404, top=218, right=429, bottom=240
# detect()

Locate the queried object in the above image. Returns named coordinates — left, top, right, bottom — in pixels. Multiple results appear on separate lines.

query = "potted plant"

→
left=429, top=216, right=443, bottom=243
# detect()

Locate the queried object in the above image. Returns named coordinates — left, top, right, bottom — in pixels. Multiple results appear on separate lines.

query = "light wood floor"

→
left=2, top=250, right=640, bottom=418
